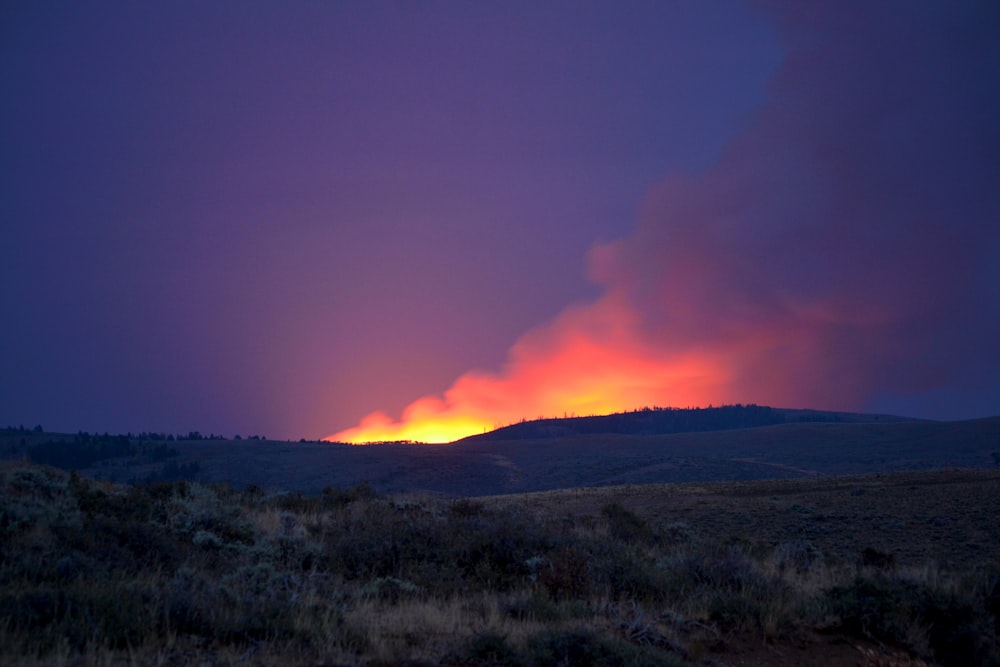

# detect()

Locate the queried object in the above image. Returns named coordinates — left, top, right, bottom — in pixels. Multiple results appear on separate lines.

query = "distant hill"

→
left=4, top=409, right=996, bottom=497
left=459, top=404, right=920, bottom=442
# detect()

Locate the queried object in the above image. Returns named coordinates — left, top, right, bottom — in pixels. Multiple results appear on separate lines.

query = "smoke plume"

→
left=331, top=1, right=1000, bottom=443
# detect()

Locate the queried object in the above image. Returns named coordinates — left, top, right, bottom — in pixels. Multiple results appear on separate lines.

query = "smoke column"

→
left=330, top=1, right=1000, bottom=443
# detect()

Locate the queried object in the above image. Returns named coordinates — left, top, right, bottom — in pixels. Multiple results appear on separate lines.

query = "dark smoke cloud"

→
left=592, top=0, right=1000, bottom=415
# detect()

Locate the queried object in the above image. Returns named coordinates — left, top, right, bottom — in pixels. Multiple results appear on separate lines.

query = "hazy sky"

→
left=2, top=1, right=998, bottom=440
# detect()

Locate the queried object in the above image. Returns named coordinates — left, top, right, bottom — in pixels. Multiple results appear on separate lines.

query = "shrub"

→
left=661, top=545, right=794, bottom=633
left=503, top=591, right=563, bottom=623
left=0, top=466, right=79, bottom=541
left=858, top=547, right=897, bottom=571
left=539, top=547, right=591, bottom=600
left=319, top=481, right=378, bottom=509
left=450, top=497, right=486, bottom=518
left=84, top=515, right=183, bottom=571
left=524, top=629, right=674, bottom=667
left=677, top=546, right=757, bottom=592
left=193, top=529, right=225, bottom=549
left=145, top=478, right=190, bottom=500
left=827, top=575, right=999, bottom=667
left=774, top=540, right=822, bottom=574
left=589, top=543, right=669, bottom=602
left=360, top=576, right=420, bottom=602
left=72, top=479, right=141, bottom=521
left=0, top=580, right=162, bottom=651
left=464, top=632, right=523, bottom=666
left=602, top=502, right=655, bottom=545
left=985, top=571, right=1000, bottom=633
left=658, top=520, right=697, bottom=545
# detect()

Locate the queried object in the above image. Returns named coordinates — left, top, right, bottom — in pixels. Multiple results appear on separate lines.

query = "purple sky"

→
left=2, top=1, right=998, bottom=440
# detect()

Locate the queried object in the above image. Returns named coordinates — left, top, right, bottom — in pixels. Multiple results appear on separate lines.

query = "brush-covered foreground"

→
left=2, top=463, right=999, bottom=666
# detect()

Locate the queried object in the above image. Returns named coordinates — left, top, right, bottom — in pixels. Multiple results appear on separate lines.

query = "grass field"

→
left=2, top=462, right=998, bottom=666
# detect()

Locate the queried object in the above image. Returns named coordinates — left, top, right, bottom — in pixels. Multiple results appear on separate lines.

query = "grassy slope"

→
left=2, top=462, right=999, bottom=666
left=3, top=417, right=999, bottom=495
left=460, top=405, right=921, bottom=442
left=487, top=468, right=1000, bottom=573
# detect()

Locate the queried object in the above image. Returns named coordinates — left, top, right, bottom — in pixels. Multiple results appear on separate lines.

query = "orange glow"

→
left=329, top=407, right=490, bottom=445
left=326, top=297, right=732, bottom=444
left=323, top=249, right=878, bottom=444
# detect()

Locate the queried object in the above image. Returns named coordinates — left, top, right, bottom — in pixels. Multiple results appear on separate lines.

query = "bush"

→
left=661, top=545, right=793, bottom=632
left=602, top=502, right=655, bottom=545
left=774, top=540, right=822, bottom=574
left=319, top=481, right=378, bottom=509
left=589, top=543, right=668, bottom=602
left=360, top=576, right=420, bottom=602
left=677, top=546, right=757, bottom=593
left=539, top=547, right=591, bottom=600
left=450, top=497, right=486, bottom=518
left=503, top=591, right=564, bottom=623
left=658, top=521, right=697, bottom=545
left=464, top=632, right=522, bottom=666
left=0, top=466, right=79, bottom=541
left=0, top=580, right=162, bottom=651
left=827, top=575, right=1000, bottom=667
left=525, top=629, right=673, bottom=667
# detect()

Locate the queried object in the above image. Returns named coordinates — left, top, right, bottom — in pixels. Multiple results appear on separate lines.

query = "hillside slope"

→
left=458, top=404, right=919, bottom=442
left=4, top=412, right=997, bottom=496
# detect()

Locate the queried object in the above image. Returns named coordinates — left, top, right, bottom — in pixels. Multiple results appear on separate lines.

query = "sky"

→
left=2, top=2, right=998, bottom=442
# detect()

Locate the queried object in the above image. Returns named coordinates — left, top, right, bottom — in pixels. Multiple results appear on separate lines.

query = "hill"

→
left=4, top=410, right=998, bottom=496
left=459, top=404, right=919, bottom=442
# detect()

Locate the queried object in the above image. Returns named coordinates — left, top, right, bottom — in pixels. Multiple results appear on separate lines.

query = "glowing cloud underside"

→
left=328, top=3, right=1000, bottom=444
left=329, top=300, right=730, bottom=443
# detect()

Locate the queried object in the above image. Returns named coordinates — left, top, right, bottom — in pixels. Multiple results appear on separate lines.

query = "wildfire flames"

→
left=329, top=297, right=733, bottom=444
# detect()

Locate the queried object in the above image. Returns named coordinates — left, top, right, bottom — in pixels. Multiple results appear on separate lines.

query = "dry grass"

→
left=1, top=462, right=998, bottom=666
left=487, top=469, right=1000, bottom=571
